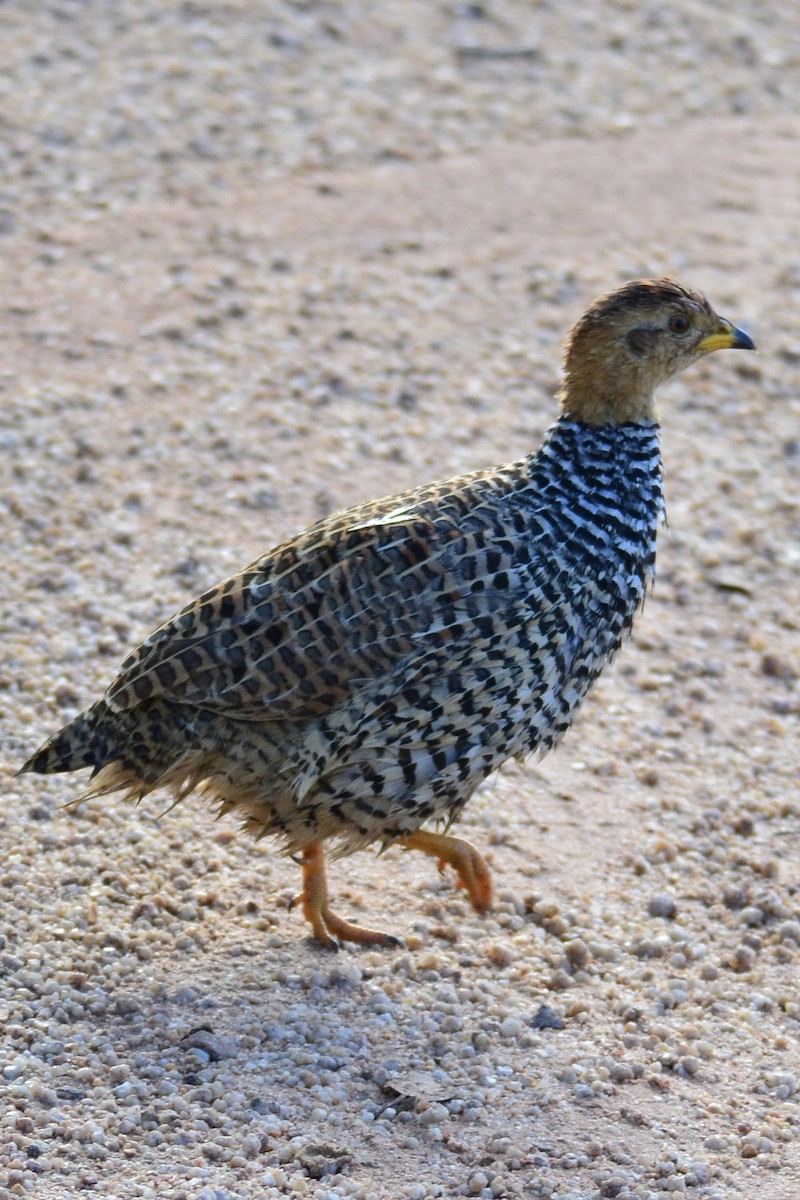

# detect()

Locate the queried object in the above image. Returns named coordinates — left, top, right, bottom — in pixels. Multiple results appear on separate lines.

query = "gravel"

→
left=3, top=1, right=800, bottom=1198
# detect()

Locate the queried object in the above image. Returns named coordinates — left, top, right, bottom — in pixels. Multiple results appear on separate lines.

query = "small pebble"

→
left=648, top=894, right=678, bottom=920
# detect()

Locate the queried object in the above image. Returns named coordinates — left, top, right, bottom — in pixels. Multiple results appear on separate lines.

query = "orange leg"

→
left=403, top=830, right=493, bottom=913
left=292, top=842, right=403, bottom=951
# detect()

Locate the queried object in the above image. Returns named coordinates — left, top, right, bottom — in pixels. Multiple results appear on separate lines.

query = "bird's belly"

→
left=193, top=560, right=649, bottom=852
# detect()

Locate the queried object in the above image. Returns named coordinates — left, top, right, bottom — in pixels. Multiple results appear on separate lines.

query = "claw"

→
left=294, top=842, right=403, bottom=950
left=403, top=830, right=493, bottom=913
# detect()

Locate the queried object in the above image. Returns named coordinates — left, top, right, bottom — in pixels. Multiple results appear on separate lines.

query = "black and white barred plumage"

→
left=22, top=278, right=755, bottom=946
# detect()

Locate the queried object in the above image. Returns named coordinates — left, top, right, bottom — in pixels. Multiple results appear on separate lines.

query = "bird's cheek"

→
left=625, top=328, right=660, bottom=357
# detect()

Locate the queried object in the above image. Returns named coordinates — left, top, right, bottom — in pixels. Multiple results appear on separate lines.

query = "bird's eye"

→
left=669, top=313, right=690, bottom=334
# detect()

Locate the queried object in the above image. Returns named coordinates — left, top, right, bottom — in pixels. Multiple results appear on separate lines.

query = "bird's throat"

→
left=558, top=382, right=659, bottom=427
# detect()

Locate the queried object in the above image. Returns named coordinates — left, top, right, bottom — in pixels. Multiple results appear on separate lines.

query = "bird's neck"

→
left=557, top=349, right=661, bottom=425
left=537, top=415, right=663, bottom=489
left=557, top=384, right=659, bottom=427
left=547, top=412, right=662, bottom=448
left=524, top=416, right=664, bottom=559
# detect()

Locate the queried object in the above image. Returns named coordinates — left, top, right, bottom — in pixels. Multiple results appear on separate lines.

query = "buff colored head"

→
left=558, top=277, right=756, bottom=426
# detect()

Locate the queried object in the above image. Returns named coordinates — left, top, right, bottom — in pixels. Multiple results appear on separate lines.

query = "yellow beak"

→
left=697, top=319, right=756, bottom=354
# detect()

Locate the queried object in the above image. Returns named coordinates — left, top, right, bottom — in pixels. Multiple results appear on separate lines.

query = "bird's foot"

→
left=403, top=830, right=493, bottom=913
left=291, top=842, right=403, bottom=951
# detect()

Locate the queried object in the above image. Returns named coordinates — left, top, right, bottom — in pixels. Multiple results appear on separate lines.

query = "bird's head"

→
left=558, top=277, right=756, bottom=426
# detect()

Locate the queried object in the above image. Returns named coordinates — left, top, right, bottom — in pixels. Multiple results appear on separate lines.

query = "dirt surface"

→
left=2, top=4, right=800, bottom=1199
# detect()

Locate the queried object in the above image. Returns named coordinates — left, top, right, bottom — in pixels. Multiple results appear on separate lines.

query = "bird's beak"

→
left=697, top=318, right=756, bottom=354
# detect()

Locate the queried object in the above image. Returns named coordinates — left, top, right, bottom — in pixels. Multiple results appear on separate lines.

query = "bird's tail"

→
left=20, top=700, right=110, bottom=777
left=20, top=698, right=215, bottom=805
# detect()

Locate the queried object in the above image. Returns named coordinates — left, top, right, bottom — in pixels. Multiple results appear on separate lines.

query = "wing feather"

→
left=104, top=483, right=505, bottom=719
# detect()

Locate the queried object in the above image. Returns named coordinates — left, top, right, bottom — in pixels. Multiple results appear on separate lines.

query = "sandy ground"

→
left=2, top=4, right=800, bottom=1199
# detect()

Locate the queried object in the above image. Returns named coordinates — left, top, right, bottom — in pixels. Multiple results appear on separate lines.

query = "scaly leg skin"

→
left=291, top=842, right=403, bottom=951
left=403, top=830, right=493, bottom=913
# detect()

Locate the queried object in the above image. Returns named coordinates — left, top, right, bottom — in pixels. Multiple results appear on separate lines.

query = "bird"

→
left=21, top=278, right=755, bottom=949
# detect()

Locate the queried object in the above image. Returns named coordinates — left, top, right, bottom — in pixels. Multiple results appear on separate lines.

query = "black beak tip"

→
left=732, top=326, right=757, bottom=352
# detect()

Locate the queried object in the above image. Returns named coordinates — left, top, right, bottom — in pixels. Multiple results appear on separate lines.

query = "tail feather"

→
left=20, top=698, right=216, bottom=809
left=79, top=752, right=213, bottom=806
left=20, top=701, right=107, bottom=776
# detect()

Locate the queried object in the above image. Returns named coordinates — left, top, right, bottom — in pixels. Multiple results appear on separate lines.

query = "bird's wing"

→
left=104, top=479, right=524, bottom=721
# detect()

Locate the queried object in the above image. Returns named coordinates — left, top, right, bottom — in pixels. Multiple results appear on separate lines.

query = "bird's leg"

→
left=403, top=830, right=493, bottom=913
left=292, top=842, right=403, bottom=951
